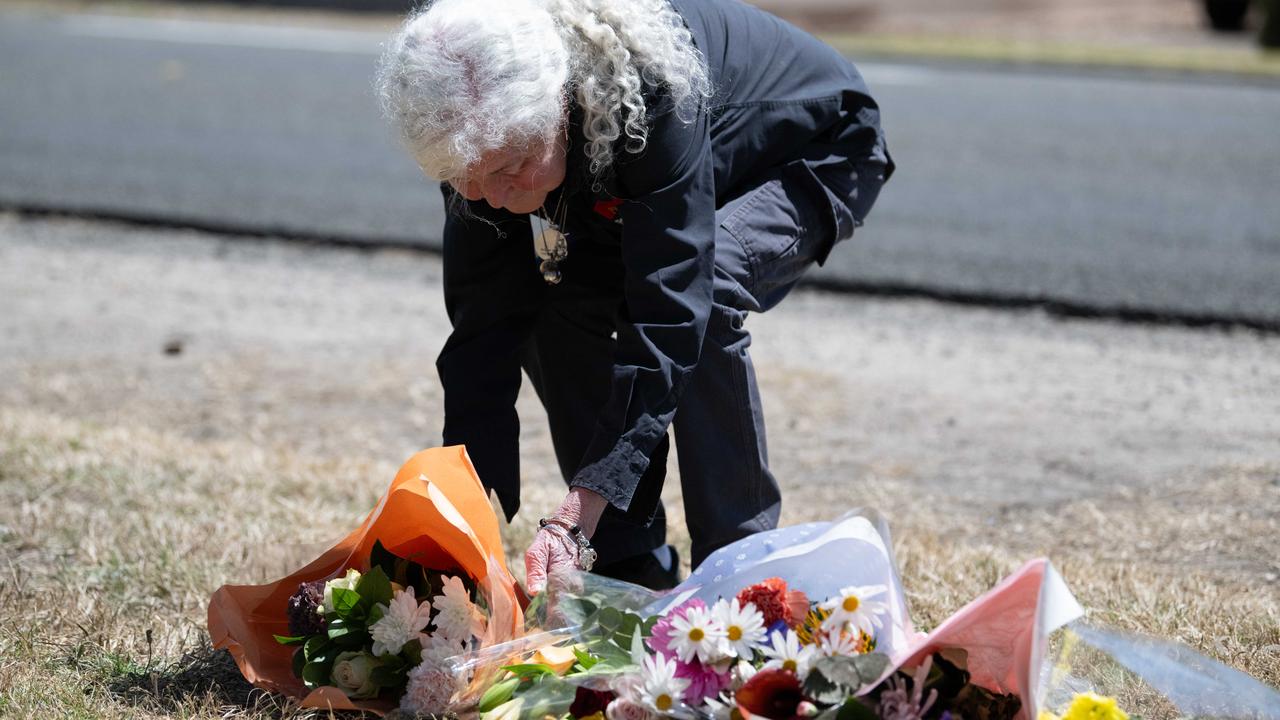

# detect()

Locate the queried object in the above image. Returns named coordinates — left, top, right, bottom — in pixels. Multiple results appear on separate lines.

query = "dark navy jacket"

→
left=437, top=0, right=892, bottom=522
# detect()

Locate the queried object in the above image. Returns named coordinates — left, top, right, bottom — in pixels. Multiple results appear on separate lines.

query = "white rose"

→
left=330, top=650, right=380, bottom=699
left=322, top=568, right=362, bottom=613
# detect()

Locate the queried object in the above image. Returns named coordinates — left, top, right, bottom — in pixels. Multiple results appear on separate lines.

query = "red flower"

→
left=593, top=197, right=623, bottom=219
left=736, top=668, right=806, bottom=720
left=737, top=578, right=809, bottom=629
left=568, top=686, right=615, bottom=718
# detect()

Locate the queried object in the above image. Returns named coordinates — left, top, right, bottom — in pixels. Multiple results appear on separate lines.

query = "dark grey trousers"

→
left=521, top=155, right=888, bottom=569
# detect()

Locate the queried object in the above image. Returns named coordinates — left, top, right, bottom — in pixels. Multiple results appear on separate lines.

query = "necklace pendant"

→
left=535, top=197, right=570, bottom=285
left=536, top=227, right=567, bottom=257
left=540, top=259, right=562, bottom=285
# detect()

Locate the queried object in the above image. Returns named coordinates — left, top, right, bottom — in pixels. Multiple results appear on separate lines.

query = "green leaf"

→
left=584, top=638, right=631, bottom=669
left=370, top=664, right=407, bottom=689
left=329, top=627, right=370, bottom=649
left=301, top=660, right=331, bottom=689
left=379, top=653, right=406, bottom=671
left=369, top=540, right=400, bottom=581
left=302, top=635, right=331, bottom=662
left=326, top=618, right=369, bottom=648
left=803, top=664, right=845, bottom=706
left=291, top=646, right=307, bottom=679
left=575, top=597, right=599, bottom=619
left=596, top=607, right=624, bottom=635
left=836, top=698, right=880, bottom=720
left=330, top=587, right=361, bottom=619
left=273, top=634, right=308, bottom=646
left=500, top=663, right=557, bottom=680
left=810, top=653, right=890, bottom=693
left=356, top=565, right=394, bottom=607
left=572, top=648, right=599, bottom=670
left=477, top=677, right=520, bottom=713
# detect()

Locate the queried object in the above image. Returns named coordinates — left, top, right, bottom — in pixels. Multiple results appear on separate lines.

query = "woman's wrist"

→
left=555, top=486, right=608, bottom=538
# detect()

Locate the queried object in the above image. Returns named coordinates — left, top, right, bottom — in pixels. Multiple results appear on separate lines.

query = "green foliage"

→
left=582, top=606, right=650, bottom=670
left=370, top=663, right=407, bottom=688
left=327, top=622, right=371, bottom=650
left=572, top=647, right=599, bottom=670
left=292, top=646, right=307, bottom=678
left=355, top=565, right=394, bottom=607
left=301, top=658, right=332, bottom=689
left=815, top=698, right=880, bottom=720
left=329, top=587, right=361, bottom=619
left=804, top=653, right=891, bottom=704
left=477, top=676, right=521, bottom=713
left=500, top=663, right=558, bottom=681
left=272, top=634, right=308, bottom=646
left=298, top=634, right=340, bottom=688
left=302, top=635, right=331, bottom=662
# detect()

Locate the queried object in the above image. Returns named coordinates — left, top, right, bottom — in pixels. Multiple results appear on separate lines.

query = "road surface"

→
left=1, top=8, right=1278, bottom=325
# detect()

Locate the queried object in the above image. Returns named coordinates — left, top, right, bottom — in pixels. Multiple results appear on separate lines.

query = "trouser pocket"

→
left=717, top=161, right=833, bottom=311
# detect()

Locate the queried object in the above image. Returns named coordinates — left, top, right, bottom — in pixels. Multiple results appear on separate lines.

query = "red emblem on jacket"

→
left=593, top=197, right=624, bottom=220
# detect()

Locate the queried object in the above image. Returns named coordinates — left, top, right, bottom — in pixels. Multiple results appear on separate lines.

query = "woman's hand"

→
left=524, top=487, right=608, bottom=595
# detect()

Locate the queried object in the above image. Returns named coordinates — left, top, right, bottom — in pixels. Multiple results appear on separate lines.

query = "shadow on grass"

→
left=105, top=639, right=299, bottom=717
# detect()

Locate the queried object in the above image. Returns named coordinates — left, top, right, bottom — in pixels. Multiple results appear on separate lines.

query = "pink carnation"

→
left=674, top=657, right=731, bottom=703
left=400, top=658, right=460, bottom=715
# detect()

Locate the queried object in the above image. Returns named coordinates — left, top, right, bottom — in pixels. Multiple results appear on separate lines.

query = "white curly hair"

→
left=376, top=0, right=711, bottom=183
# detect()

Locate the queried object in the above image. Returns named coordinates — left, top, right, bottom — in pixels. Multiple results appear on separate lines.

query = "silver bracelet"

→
left=538, top=517, right=598, bottom=571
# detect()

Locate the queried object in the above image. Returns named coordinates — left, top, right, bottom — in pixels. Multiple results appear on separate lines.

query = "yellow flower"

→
left=1061, top=692, right=1129, bottom=720
left=795, top=607, right=829, bottom=645
left=530, top=644, right=579, bottom=675
left=1039, top=712, right=1062, bottom=720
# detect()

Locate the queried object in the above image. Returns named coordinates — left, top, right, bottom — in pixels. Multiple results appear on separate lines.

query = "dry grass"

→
left=1, top=408, right=1275, bottom=718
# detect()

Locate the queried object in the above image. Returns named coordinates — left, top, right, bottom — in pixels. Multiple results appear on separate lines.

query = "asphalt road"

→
left=2, top=9, right=1279, bottom=324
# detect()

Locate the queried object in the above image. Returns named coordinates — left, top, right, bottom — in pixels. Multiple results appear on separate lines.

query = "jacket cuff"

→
left=568, top=437, right=651, bottom=512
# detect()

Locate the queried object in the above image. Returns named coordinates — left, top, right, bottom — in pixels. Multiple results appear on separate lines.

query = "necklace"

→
left=534, top=190, right=569, bottom=285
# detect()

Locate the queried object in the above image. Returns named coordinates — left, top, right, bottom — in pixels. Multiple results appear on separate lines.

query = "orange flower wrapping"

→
left=206, top=447, right=523, bottom=715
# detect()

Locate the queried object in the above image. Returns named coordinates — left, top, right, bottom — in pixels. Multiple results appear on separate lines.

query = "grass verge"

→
left=1, top=407, right=1276, bottom=718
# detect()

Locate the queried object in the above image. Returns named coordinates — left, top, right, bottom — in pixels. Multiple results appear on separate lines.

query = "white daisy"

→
left=641, top=652, right=691, bottom=715
left=702, top=693, right=736, bottom=720
left=431, top=575, right=486, bottom=644
left=819, top=585, right=889, bottom=637
left=710, top=598, right=766, bottom=659
left=816, top=627, right=874, bottom=657
left=759, top=629, right=817, bottom=678
left=369, top=587, right=432, bottom=656
left=666, top=605, right=728, bottom=664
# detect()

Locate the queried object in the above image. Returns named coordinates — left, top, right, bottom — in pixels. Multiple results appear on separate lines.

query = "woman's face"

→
left=451, top=133, right=567, bottom=214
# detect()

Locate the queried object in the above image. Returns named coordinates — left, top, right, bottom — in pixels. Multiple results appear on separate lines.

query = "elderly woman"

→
left=378, top=0, right=892, bottom=592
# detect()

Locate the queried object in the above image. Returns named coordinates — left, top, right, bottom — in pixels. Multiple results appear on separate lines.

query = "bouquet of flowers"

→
left=470, top=511, right=1050, bottom=719
left=478, top=576, right=1026, bottom=720
left=272, top=540, right=490, bottom=713
left=468, top=510, right=1280, bottom=720
left=207, top=447, right=523, bottom=715
left=210, top=455, right=1280, bottom=719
